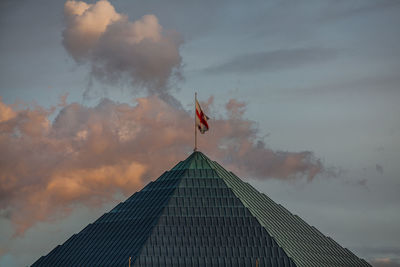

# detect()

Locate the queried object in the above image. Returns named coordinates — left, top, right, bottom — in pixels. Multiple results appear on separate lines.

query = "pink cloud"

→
left=0, top=96, right=323, bottom=235
left=370, top=258, right=400, bottom=267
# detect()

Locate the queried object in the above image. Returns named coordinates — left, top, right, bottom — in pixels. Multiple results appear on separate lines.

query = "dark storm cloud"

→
left=203, top=47, right=337, bottom=74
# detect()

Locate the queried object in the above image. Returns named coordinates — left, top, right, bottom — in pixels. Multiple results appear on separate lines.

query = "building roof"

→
left=32, top=151, right=370, bottom=266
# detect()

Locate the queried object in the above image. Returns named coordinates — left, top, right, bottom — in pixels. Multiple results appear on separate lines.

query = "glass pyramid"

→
left=32, top=151, right=371, bottom=266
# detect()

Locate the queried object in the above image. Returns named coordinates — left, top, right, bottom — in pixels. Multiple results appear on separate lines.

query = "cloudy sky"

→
left=1, top=0, right=399, bottom=266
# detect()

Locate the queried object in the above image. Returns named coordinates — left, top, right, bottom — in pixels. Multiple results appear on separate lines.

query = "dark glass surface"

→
left=32, top=152, right=369, bottom=267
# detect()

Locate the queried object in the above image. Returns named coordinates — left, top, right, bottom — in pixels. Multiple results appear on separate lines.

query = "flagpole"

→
left=194, top=92, right=197, bottom=151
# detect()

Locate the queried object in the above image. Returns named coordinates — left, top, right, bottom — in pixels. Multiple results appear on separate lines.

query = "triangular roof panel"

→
left=32, top=151, right=370, bottom=267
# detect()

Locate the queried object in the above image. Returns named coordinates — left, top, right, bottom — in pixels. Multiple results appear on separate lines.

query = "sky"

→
left=0, top=0, right=399, bottom=266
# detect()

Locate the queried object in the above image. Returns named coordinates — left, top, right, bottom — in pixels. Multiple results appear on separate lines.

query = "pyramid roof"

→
left=32, top=151, right=370, bottom=267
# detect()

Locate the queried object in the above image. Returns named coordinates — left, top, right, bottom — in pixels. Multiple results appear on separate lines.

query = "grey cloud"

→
left=376, top=164, right=384, bottom=175
left=0, top=209, right=11, bottom=219
left=369, top=258, right=400, bottom=267
left=356, top=245, right=400, bottom=266
left=357, top=178, right=368, bottom=187
left=62, top=0, right=183, bottom=100
left=318, top=0, right=400, bottom=22
left=282, top=72, right=400, bottom=98
left=362, top=247, right=400, bottom=256
left=203, top=47, right=337, bottom=74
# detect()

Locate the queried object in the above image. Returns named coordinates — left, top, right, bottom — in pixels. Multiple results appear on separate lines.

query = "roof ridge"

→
left=214, top=168, right=371, bottom=267
left=32, top=151, right=371, bottom=267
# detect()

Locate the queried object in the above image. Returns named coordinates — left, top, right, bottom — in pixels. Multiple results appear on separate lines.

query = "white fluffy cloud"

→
left=63, top=0, right=182, bottom=95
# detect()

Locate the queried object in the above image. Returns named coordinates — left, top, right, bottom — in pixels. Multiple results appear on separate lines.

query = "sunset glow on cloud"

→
left=0, top=95, right=323, bottom=235
left=2, top=0, right=400, bottom=265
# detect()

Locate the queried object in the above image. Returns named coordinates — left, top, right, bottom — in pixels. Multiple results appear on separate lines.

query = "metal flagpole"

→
left=195, top=92, right=198, bottom=151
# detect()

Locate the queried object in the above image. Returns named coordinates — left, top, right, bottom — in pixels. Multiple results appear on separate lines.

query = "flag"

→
left=195, top=99, right=209, bottom=134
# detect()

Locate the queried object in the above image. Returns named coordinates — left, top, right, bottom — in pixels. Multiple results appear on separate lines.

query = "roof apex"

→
left=171, top=150, right=213, bottom=171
